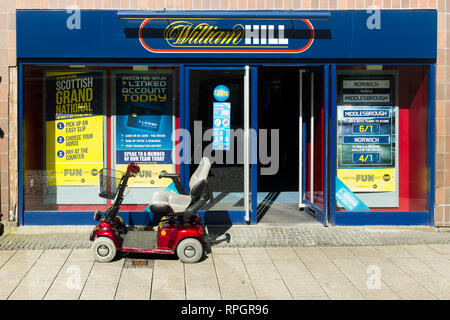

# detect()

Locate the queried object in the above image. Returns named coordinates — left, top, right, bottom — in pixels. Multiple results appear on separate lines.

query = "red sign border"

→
left=138, top=18, right=315, bottom=54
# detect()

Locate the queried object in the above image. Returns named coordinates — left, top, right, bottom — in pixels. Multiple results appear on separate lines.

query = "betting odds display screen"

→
left=336, top=72, right=399, bottom=209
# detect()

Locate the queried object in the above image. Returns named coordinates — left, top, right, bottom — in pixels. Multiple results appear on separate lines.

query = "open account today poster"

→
left=114, top=71, right=174, bottom=188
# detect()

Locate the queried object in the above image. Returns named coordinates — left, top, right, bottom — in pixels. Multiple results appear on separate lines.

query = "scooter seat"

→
left=150, top=191, right=192, bottom=214
left=149, top=157, right=212, bottom=218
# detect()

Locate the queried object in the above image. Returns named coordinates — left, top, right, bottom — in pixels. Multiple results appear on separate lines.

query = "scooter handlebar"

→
left=159, top=170, right=180, bottom=179
left=126, top=162, right=140, bottom=177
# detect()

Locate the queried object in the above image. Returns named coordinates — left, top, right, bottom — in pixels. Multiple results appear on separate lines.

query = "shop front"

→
left=17, top=9, right=437, bottom=226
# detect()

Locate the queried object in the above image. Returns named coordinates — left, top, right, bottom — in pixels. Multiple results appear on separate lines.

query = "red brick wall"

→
left=1, top=0, right=448, bottom=226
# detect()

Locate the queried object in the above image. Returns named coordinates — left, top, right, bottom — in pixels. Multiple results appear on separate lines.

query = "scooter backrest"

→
left=189, top=157, right=211, bottom=199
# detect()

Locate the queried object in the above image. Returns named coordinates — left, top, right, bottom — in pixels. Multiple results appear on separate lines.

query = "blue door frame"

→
left=182, top=65, right=258, bottom=225
left=300, top=65, right=330, bottom=226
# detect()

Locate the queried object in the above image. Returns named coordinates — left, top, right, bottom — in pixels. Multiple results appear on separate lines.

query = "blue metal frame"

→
left=330, top=64, right=337, bottom=226
left=299, top=65, right=329, bottom=225
left=17, top=61, right=437, bottom=226
left=250, top=67, right=258, bottom=224
left=329, top=63, right=435, bottom=226
left=17, top=61, right=317, bottom=226
left=18, top=63, right=24, bottom=226
left=179, top=63, right=186, bottom=192
left=22, top=210, right=250, bottom=225
left=428, top=64, right=436, bottom=226
left=18, top=10, right=437, bottom=61
left=322, top=65, right=330, bottom=226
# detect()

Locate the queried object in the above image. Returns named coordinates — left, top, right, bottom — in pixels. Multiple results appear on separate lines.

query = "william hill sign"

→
left=136, top=18, right=315, bottom=53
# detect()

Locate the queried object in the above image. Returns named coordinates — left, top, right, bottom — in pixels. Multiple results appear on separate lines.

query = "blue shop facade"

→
left=17, top=9, right=437, bottom=226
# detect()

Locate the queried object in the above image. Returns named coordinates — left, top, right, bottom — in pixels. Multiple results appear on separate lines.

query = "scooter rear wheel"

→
left=176, top=238, right=203, bottom=263
left=91, top=237, right=117, bottom=263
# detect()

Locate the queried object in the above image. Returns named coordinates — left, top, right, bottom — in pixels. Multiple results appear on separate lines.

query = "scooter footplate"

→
left=121, top=231, right=158, bottom=249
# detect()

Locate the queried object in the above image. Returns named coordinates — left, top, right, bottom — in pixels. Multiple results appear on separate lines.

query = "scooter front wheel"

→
left=91, top=237, right=117, bottom=263
left=176, top=238, right=203, bottom=263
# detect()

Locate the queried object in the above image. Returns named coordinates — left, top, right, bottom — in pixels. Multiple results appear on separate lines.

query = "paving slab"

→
left=421, top=258, right=450, bottom=282
left=2, top=243, right=450, bottom=300
left=347, top=246, right=382, bottom=258
left=267, top=247, right=328, bottom=299
left=391, top=257, right=450, bottom=300
left=330, top=256, right=399, bottom=300
left=296, top=296, right=330, bottom=300
left=115, top=267, right=153, bottom=300
left=66, top=248, right=94, bottom=262
left=211, top=247, right=240, bottom=255
left=373, top=246, right=414, bottom=258
left=0, top=250, right=15, bottom=268
left=320, top=247, right=355, bottom=259
left=45, top=262, right=94, bottom=299
left=357, top=256, right=437, bottom=300
left=400, top=245, right=450, bottom=282
left=266, top=247, right=301, bottom=261
left=239, top=248, right=292, bottom=300
left=293, top=247, right=365, bottom=300
left=0, top=250, right=43, bottom=300
left=44, top=249, right=94, bottom=300
left=8, top=249, right=71, bottom=300
left=185, top=257, right=221, bottom=300
left=213, top=251, right=256, bottom=300
left=429, top=244, right=450, bottom=255
left=151, top=259, right=185, bottom=300
left=79, top=259, right=124, bottom=300
left=402, top=245, right=447, bottom=260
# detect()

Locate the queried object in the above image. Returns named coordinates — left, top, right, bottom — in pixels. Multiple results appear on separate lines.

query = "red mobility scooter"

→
left=89, top=157, right=213, bottom=264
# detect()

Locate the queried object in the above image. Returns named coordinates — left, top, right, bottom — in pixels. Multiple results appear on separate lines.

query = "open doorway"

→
left=257, top=66, right=323, bottom=225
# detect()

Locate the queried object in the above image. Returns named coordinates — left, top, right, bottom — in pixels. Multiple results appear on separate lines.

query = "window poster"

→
left=45, top=71, right=104, bottom=186
left=114, top=71, right=174, bottom=188
left=212, top=85, right=231, bottom=151
left=337, top=76, right=396, bottom=193
left=213, top=102, right=231, bottom=151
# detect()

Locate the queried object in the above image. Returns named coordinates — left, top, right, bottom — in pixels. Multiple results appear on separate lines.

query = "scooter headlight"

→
left=93, top=210, right=102, bottom=221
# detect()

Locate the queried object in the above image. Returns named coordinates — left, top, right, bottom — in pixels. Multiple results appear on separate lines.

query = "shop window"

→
left=23, top=65, right=180, bottom=211
left=335, top=65, right=430, bottom=212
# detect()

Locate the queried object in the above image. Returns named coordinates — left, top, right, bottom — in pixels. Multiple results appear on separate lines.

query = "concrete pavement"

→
left=0, top=244, right=450, bottom=300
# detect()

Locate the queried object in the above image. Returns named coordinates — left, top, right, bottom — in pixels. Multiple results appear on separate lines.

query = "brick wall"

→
left=1, top=0, right=448, bottom=226
left=0, top=0, right=16, bottom=227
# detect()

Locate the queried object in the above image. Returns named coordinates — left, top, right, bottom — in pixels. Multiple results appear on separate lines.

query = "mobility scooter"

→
left=89, top=157, right=213, bottom=264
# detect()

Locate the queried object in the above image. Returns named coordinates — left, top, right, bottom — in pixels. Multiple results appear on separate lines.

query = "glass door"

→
left=302, top=66, right=329, bottom=225
left=184, top=66, right=255, bottom=224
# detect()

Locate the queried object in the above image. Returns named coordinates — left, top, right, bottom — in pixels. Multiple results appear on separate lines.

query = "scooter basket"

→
left=98, top=168, right=124, bottom=199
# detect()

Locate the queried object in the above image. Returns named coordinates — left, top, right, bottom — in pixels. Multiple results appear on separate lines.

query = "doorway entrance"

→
left=183, top=65, right=328, bottom=226
left=185, top=66, right=256, bottom=224
left=256, top=66, right=325, bottom=225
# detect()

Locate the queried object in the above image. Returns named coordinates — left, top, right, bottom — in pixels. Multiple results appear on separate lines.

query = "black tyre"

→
left=176, top=238, right=203, bottom=263
left=91, top=237, right=117, bottom=263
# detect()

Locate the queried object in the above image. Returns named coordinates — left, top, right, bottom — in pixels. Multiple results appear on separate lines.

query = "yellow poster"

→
left=337, top=168, right=396, bottom=192
left=46, top=116, right=104, bottom=186
left=45, top=71, right=105, bottom=186
left=115, top=164, right=173, bottom=188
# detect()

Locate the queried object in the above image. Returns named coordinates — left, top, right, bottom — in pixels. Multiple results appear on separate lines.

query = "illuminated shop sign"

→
left=137, top=18, right=315, bottom=53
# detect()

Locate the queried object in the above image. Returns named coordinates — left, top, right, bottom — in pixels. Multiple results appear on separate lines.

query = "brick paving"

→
left=0, top=225, right=450, bottom=250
